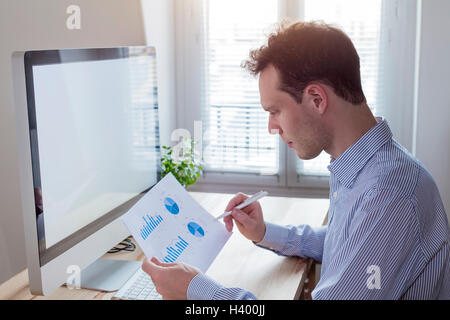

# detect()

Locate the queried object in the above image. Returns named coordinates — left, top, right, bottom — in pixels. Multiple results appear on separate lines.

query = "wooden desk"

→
left=0, top=192, right=329, bottom=300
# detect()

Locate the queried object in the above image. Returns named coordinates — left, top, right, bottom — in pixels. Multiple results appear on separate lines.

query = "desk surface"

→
left=0, top=192, right=329, bottom=300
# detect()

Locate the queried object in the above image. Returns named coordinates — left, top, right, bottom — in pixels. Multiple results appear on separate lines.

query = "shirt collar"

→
left=327, top=118, right=393, bottom=188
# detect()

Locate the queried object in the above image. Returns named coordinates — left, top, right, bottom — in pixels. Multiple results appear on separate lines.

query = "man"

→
left=142, top=21, right=449, bottom=299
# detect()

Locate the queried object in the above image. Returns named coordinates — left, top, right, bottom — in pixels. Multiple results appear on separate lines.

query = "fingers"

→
left=231, top=208, right=250, bottom=226
left=142, top=257, right=161, bottom=276
left=223, top=215, right=234, bottom=232
left=151, top=256, right=176, bottom=267
left=225, top=193, right=248, bottom=212
left=223, top=193, right=247, bottom=232
left=142, top=256, right=176, bottom=277
left=223, top=207, right=252, bottom=232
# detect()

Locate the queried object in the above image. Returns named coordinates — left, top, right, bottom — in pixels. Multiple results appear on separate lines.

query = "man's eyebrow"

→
left=262, top=105, right=275, bottom=112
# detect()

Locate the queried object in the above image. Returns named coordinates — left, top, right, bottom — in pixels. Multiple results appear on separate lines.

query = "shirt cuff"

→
left=187, top=273, right=224, bottom=300
left=254, top=222, right=290, bottom=252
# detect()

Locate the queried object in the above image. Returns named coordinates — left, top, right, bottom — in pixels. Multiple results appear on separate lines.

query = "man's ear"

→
left=304, top=84, right=328, bottom=115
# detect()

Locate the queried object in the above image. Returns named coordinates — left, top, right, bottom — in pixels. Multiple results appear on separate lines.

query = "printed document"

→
left=121, top=173, right=231, bottom=272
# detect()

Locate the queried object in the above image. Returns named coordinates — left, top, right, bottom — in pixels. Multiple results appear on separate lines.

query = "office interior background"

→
left=0, top=0, right=449, bottom=286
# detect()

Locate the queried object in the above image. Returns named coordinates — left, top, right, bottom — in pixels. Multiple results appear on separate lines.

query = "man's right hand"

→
left=223, top=193, right=266, bottom=243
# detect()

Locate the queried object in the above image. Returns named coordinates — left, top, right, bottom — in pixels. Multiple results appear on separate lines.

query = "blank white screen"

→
left=32, top=55, right=159, bottom=248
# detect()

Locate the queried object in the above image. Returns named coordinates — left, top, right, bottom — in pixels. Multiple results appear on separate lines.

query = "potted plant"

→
left=160, top=137, right=203, bottom=188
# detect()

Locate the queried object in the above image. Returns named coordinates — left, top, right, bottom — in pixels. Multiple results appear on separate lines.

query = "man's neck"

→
left=325, top=103, right=378, bottom=160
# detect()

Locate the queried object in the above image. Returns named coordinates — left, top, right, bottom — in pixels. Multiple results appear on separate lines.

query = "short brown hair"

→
left=242, top=21, right=366, bottom=105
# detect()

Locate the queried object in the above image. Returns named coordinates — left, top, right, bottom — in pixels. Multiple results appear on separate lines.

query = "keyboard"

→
left=112, top=268, right=162, bottom=300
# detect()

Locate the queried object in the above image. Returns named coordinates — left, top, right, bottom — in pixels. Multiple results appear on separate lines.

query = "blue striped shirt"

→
left=187, top=119, right=449, bottom=300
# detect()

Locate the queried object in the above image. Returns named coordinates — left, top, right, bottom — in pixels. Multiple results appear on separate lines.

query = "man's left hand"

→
left=141, top=257, right=201, bottom=300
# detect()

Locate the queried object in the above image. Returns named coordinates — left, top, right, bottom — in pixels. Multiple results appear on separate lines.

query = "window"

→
left=176, top=0, right=416, bottom=191
left=201, top=0, right=279, bottom=175
left=128, top=48, right=160, bottom=171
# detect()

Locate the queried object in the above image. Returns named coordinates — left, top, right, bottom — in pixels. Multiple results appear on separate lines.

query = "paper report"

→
left=121, top=173, right=232, bottom=272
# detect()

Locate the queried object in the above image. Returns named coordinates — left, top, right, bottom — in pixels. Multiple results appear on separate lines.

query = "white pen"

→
left=215, top=191, right=268, bottom=220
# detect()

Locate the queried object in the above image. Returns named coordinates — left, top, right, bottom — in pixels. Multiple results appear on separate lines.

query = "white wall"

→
left=378, top=0, right=417, bottom=151
left=414, top=0, right=450, bottom=220
left=0, top=0, right=176, bottom=285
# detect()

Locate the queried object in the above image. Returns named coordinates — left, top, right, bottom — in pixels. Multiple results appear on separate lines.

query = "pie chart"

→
left=164, top=197, right=179, bottom=215
left=187, top=222, right=205, bottom=238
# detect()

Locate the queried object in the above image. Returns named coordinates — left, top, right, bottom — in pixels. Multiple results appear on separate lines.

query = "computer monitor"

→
left=12, top=47, right=160, bottom=295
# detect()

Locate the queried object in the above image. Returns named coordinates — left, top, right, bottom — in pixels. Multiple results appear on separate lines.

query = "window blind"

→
left=127, top=48, right=160, bottom=172
left=297, top=0, right=383, bottom=177
left=201, top=0, right=279, bottom=174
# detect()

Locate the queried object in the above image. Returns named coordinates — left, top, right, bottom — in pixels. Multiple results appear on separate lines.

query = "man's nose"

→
left=268, top=117, right=282, bottom=136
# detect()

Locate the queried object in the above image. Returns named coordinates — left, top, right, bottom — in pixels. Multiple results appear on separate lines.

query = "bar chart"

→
left=162, top=236, right=189, bottom=263
left=140, top=214, right=163, bottom=240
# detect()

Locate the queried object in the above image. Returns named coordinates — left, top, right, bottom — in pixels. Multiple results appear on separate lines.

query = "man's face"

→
left=259, top=65, right=326, bottom=160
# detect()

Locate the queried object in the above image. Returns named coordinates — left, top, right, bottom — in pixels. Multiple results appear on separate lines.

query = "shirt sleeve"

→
left=186, top=222, right=328, bottom=300
left=256, top=222, right=327, bottom=262
left=312, top=191, right=420, bottom=299
left=187, top=273, right=257, bottom=300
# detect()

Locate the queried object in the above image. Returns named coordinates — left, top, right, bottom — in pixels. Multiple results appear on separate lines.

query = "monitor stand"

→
left=67, top=258, right=142, bottom=292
